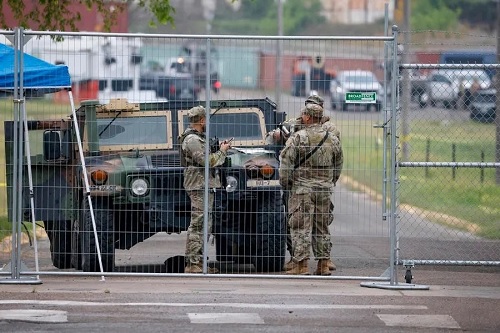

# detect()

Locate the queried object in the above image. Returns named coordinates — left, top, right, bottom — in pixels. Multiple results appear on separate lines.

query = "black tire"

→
left=71, top=216, right=82, bottom=270
left=252, top=192, right=286, bottom=272
left=81, top=198, right=115, bottom=272
left=44, top=220, right=72, bottom=269
left=404, top=269, right=413, bottom=284
left=215, top=234, right=235, bottom=263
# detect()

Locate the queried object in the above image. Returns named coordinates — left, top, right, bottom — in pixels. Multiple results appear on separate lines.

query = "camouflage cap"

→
left=305, top=94, right=324, bottom=107
left=303, top=103, right=324, bottom=118
left=187, top=106, right=206, bottom=119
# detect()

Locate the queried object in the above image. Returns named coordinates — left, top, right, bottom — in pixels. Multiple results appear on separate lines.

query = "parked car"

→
left=418, top=69, right=491, bottom=109
left=469, top=88, right=496, bottom=123
left=329, top=70, right=384, bottom=111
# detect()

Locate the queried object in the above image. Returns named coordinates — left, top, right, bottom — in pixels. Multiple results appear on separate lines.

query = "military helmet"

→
left=187, top=105, right=206, bottom=119
left=305, top=94, right=324, bottom=107
left=303, top=103, right=324, bottom=118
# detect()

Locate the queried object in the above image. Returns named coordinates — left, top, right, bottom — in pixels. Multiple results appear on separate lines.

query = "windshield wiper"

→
left=99, top=111, right=122, bottom=137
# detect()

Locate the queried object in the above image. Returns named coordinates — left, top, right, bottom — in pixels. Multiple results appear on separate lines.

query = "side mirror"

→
left=43, top=130, right=62, bottom=160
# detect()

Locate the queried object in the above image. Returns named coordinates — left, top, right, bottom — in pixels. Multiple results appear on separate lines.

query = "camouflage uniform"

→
left=279, top=104, right=343, bottom=267
left=180, top=106, right=227, bottom=267
left=265, top=95, right=341, bottom=262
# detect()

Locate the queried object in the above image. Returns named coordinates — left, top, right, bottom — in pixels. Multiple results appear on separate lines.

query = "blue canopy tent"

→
left=0, top=42, right=71, bottom=94
left=0, top=42, right=77, bottom=284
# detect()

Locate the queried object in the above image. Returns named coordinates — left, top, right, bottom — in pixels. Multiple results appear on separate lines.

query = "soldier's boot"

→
left=327, top=259, right=336, bottom=271
left=284, top=258, right=294, bottom=271
left=285, top=259, right=310, bottom=275
left=185, top=264, right=219, bottom=274
left=315, top=259, right=331, bottom=276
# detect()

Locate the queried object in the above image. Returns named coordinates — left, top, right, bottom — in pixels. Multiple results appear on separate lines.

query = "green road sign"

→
left=345, top=92, right=377, bottom=104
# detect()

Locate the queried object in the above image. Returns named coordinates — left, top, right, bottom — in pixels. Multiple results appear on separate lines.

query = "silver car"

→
left=329, top=70, right=384, bottom=112
left=419, top=69, right=491, bottom=109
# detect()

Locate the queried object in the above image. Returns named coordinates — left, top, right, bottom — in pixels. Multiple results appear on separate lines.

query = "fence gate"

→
left=396, top=58, right=500, bottom=283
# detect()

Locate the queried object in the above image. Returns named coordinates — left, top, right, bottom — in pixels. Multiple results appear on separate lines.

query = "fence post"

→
left=452, top=143, right=456, bottom=180
left=425, top=138, right=430, bottom=178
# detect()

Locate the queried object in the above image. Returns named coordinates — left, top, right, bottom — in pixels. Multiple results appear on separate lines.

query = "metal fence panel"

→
left=1, top=29, right=396, bottom=281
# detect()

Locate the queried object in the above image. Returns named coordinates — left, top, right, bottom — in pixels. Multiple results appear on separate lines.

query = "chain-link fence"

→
left=396, top=30, right=500, bottom=282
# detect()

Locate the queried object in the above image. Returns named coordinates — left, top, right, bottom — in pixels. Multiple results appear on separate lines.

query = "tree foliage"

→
left=0, top=0, right=176, bottom=31
left=411, top=0, right=461, bottom=31
left=216, top=0, right=324, bottom=35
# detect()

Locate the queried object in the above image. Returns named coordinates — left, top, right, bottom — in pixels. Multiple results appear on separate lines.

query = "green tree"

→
left=411, top=0, right=461, bottom=31
left=216, top=0, right=323, bottom=35
left=0, top=0, right=176, bottom=31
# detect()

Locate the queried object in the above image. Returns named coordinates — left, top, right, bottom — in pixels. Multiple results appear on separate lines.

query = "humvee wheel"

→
left=45, top=220, right=72, bottom=269
left=215, top=234, right=234, bottom=263
left=252, top=192, right=286, bottom=273
left=81, top=198, right=115, bottom=272
left=71, top=218, right=82, bottom=270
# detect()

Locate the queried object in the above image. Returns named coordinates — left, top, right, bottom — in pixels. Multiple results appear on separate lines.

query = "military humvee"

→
left=4, top=98, right=286, bottom=273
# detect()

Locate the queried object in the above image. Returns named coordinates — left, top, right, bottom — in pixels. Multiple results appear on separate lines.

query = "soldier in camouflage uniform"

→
left=179, top=106, right=231, bottom=273
left=266, top=94, right=340, bottom=271
left=279, top=103, right=343, bottom=275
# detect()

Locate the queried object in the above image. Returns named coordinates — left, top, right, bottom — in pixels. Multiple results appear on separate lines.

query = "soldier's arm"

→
left=265, top=118, right=300, bottom=145
left=331, top=137, right=343, bottom=185
left=279, top=134, right=299, bottom=189
left=185, top=135, right=226, bottom=167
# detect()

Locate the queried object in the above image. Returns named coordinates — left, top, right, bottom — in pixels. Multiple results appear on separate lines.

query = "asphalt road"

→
left=1, top=270, right=499, bottom=332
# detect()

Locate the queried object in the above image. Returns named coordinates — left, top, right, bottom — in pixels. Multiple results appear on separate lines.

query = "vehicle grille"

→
left=150, top=154, right=181, bottom=167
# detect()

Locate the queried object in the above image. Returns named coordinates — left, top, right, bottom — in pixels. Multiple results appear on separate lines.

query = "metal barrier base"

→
left=0, top=261, right=43, bottom=285
left=360, top=281, right=429, bottom=290
left=0, top=277, right=42, bottom=285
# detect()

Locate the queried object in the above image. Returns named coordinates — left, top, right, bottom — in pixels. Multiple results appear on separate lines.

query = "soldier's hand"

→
left=273, top=129, right=289, bottom=143
left=220, top=140, right=231, bottom=152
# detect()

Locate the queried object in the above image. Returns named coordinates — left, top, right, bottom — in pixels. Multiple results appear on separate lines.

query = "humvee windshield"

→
left=182, top=112, right=263, bottom=141
left=98, top=116, right=169, bottom=145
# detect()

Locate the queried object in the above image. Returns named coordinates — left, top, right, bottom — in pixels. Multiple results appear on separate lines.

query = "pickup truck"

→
left=139, top=57, right=199, bottom=101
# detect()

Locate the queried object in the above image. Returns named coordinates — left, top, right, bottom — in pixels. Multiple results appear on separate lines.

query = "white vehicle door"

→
left=429, top=74, right=455, bottom=101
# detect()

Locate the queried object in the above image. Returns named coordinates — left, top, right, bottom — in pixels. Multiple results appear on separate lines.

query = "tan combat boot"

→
left=315, top=259, right=331, bottom=276
left=185, top=264, right=219, bottom=274
left=327, top=259, right=336, bottom=271
left=285, top=259, right=310, bottom=275
left=284, top=258, right=294, bottom=271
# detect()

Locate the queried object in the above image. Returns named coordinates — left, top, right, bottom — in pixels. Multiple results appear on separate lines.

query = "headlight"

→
left=130, top=178, right=149, bottom=196
left=225, top=176, right=238, bottom=193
